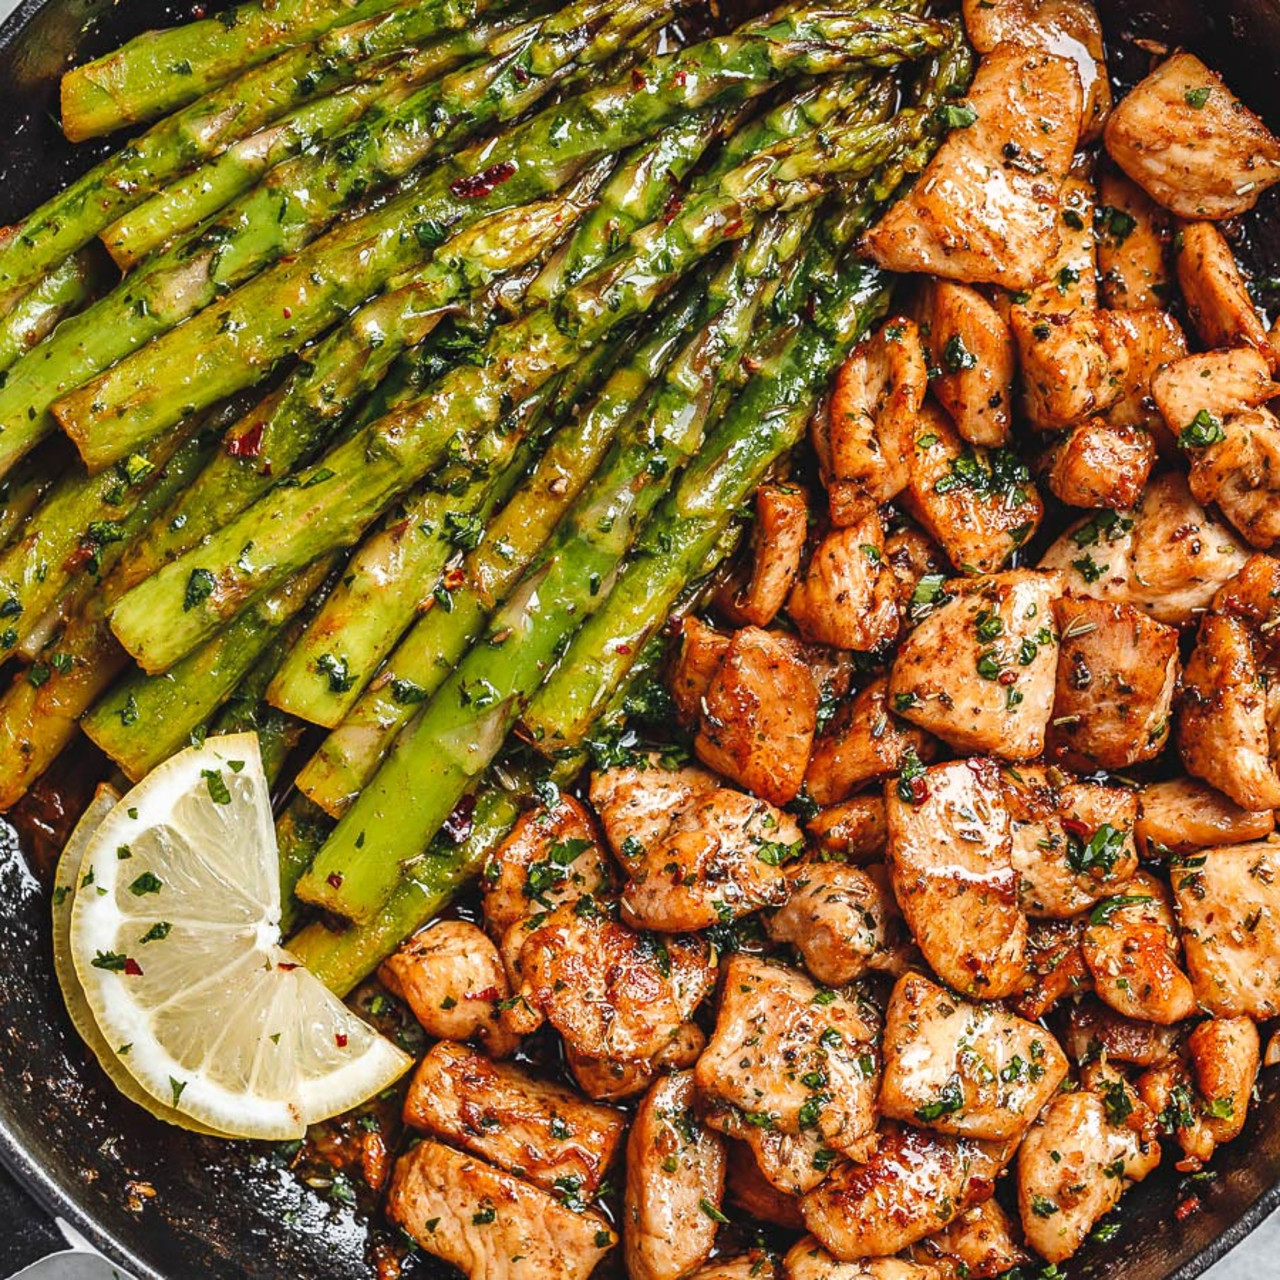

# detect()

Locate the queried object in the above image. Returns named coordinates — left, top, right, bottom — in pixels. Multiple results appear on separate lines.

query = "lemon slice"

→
left=68, top=733, right=411, bottom=1140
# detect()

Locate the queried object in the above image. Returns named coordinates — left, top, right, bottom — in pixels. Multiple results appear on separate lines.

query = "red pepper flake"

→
left=464, top=986, right=500, bottom=1002
left=225, top=421, right=265, bottom=459
left=443, top=568, right=467, bottom=591
left=189, top=2, right=205, bottom=14
left=1061, top=816, right=1092, bottom=840
left=335, top=1032, right=349, bottom=1048
left=282, top=306, right=292, bottom=319
left=449, top=161, right=516, bottom=200
left=631, top=69, right=647, bottom=90
left=278, top=962, right=300, bottom=971
left=615, top=642, right=632, bottom=655
left=661, top=191, right=684, bottom=225
left=908, top=777, right=929, bottom=806
left=123, top=958, right=143, bottom=977
left=1175, top=1195, right=1202, bottom=1221
left=442, top=793, right=476, bottom=844
left=997, top=669, right=1018, bottom=686
left=723, top=217, right=744, bottom=239
left=327, top=872, right=344, bottom=890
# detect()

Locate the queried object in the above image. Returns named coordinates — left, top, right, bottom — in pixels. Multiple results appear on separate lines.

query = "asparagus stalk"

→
left=108, top=95, right=934, bottom=673
left=295, top=218, right=796, bottom=921
left=266, top=379, right=561, bottom=726
left=81, top=556, right=336, bottom=780
left=0, top=442, right=70, bottom=551
left=0, top=252, right=106, bottom=375
left=292, top=282, right=706, bottom=815
left=2, top=2, right=501, bottom=298
left=46, top=7, right=947, bottom=476
left=59, top=0, right=482, bottom=139
left=123, top=189, right=599, bottom=583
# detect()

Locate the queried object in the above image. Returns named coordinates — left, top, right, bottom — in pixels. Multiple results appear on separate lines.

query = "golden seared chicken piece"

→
left=1184, top=404, right=1280, bottom=550
left=917, top=279, right=1016, bottom=447
left=804, top=676, right=939, bottom=807
left=911, top=1198, right=1032, bottom=1280
left=402, top=1042, right=626, bottom=1197
left=961, top=0, right=1110, bottom=141
left=1014, top=917, right=1093, bottom=1020
left=1016, top=1074, right=1160, bottom=1263
left=1172, top=839, right=1280, bottom=1018
left=1065, top=999, right=1182, bottom=1069
left=1101, top=309, right=1187, bottom=439
left=686, top=1256, right=778, bottom=1280
left=1012, top=308, right=1129, bottom=432
left=1042, top=419, right=1155, bottom=512
left=724, top=1139, right=807, bottom=1229
left=379, top=921, right=520, bottom=1058
left=507, top=897, right=714, bottom=1063
left=1096, top=168, right=1174, bottom=310
left=785, top=1236, right=943, bottom=1280
left=765, top=862, right=908, bottom=985
left=1040, top=472, right=1249, bottom=624
left=801, top=1124, right=1010, bottom=1255
left=885, top=527, right=949, bottom=628
left=884, top=758, right=1028, bottom=998
left=787, top=517, right=900, bottom=652
left=1104, top=52, right=1280, bottom=220
left=1081, top=869, right=1198, bottom=1024
left=1136, top=1057, right=1216, bottom=1163
left=903, top=402, right=1043, bottom=575
left=564, top=1026, right=706, bottom=1104
left=671, top=617, right=732, bottom=726
left=1046, top=595, right=1179, bottom=771
left=1134, top=777, right=1274, bottom=857
left=481, top=794, right=613, bottom=944
left=888, top=569, right=1061, bottom=761
left=1004, top=768, right=1140, bottom=917
left=590, top=758, right=802, bottom=930
left=1019, top=173, right=1098, bottom=317
left=696, top=955, right=880, bottom=1157
left=861, top=44, right=1082, bottom=289
left=1178, top=611, right=1280, bottom=810
left=1188, top=1016, right=1261, bottom=1149
left=1177, top=222, right=1272, bottom=363
left=728, top=484, right=809, bottom=627
left=804, top=795, right=889, bottom=864
left=695, top=626, right=819, bottom=805
left=880, top=973, right=1067, bottom=1141
left=814, top=318, right=927, bottom=525
left=386, top=1140, right=616, bottom=1280
left=624, top=1072, right=726, bottom=1280
left=1151, top=348, right=1279, bottom=437
left=727, top=1120, right=840, bottom=1197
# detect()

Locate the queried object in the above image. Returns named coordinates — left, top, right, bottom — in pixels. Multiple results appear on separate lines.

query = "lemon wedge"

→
left=67, top=733, right=411, bottom=1140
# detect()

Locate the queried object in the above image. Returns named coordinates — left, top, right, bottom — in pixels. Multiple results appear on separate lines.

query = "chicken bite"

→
left=1014, top=916, right=1093, bottom=1020
left=1150, top=347, right=1280, bottom=438
left=917, top=279, right=1016, bottom=447
left=903, top=403, right=1043, bottom=575
left=1185, top=405, right=1280, bottom=550
left=814, top=318, right=927, bottom=525
left=725, top=1138, right=807, bottom=1229
left=1187, top=1016, right=1261, bottom=1148
left=1065, top=999, right=1183, bottom=1069
left=787, top=516, right=900, bottom=652
left=880, top=972, right=1068, bottom=1141
left=671, top=617, right=732, bottom=726
left=590, top=758, right=803, bottom=931
left=888, top=569, right=1061, bottom=761
left=1046, top=594, right=1179, bottom=770
left=1104, top=52, right=1280, bottom=220
left=1101, top=308, right=1187, bottom=439
left=803, top=795, right=889, bottom=864
left=785, top=1236, right=944, bottom=1280
left=910, top=1197, right=1032, bottom=1280
left=1042, top=419, right=1155, bottom=512
left=861, top=44, right=1082, bottom=288
left=386, top=1140, right=616, bottom=1280
left=1096, top=168, right=1174, bottom=310
left=1134, top=777, right=1274, bottom=857
left=765, top=862, right=907, bottom=985
left=565, top=1026, right=706, bottom=1104
left=1011, top=305, right=1128, bottom=432
left=695, top=626, right=819, bottom=805
left=402, top=1041, right=626, bottom=1197
left=801, top=1124, right=1010, bottom=1256
left=1081, top=869, right=1198, bottom=1025
left=1016, top=1075, right=1160, bottom=1263
left=884, top=758, right=1028, bottom=998
left=1176, top=221, right=1272, bottom=364
left=379, top=921, right=519, bottom=1058
left=687, top=1257, right=778, bottom=1280
left=727, top=484, right=810, bottom=627
left=624, top=1072, right=726, bottom=1280
left=1172, top=839, right=1280, bottom=1018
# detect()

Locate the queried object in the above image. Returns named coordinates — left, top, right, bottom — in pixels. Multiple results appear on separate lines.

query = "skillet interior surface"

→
left=1, top=0, right=1280, bottom=1276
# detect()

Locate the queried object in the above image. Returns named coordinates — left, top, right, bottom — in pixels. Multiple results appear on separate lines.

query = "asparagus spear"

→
left=59, top=0, right=482, bottom=139
left=0, top=442, right=69, bottom=551
left=292, top=281, right=706, bottom=815
left=295, top=216, right=798, bottom=920
left=107, top=96, right=935, bottom=672
left=81, top=556, right=336, bottom=780
left=0, top=252, right=106, bottom=375
left=47, top=7, right=947, bottom=476
left=123, top=189, right=599, bottom=584
left=1, top=2, right=503, bottom=297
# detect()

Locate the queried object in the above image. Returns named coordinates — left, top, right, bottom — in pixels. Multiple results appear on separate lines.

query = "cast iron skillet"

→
left=1, top=1, right=1280, bottom=1276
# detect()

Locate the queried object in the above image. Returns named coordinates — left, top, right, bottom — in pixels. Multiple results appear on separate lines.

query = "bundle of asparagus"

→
left=0, top=0, right=971, bottom=992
